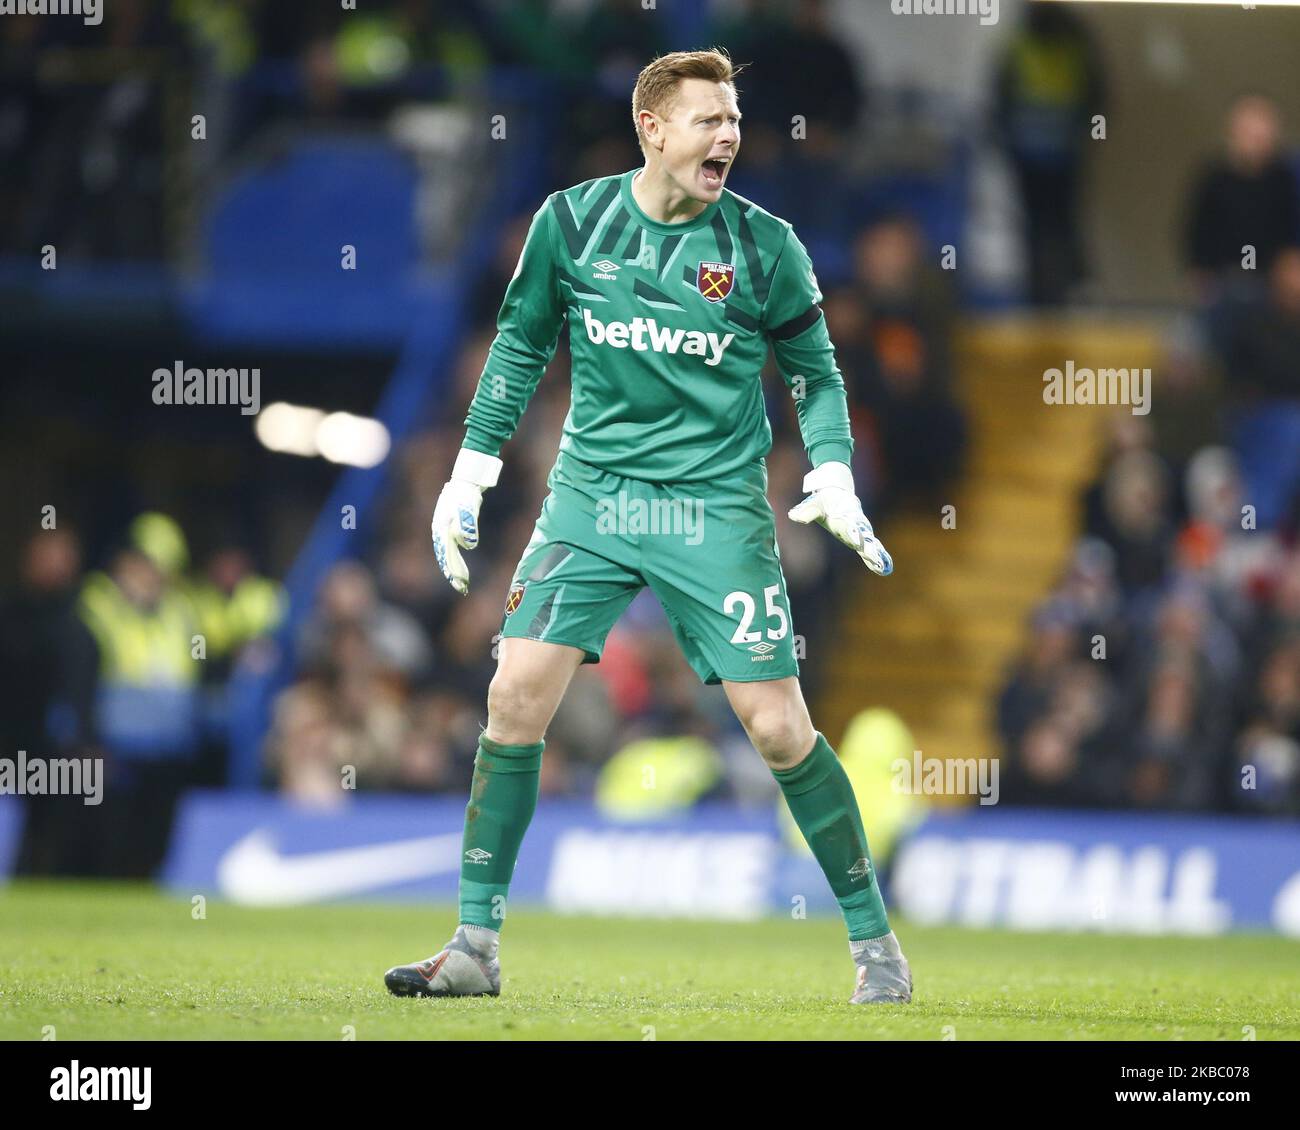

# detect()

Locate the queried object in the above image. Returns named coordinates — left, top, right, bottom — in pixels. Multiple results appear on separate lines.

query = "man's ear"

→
left=640, top=110, right=664, bottom=153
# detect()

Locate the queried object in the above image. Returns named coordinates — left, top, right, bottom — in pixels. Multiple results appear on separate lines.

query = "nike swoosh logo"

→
left=419, top=953, right=450, bottom=982
left=215, top=830, right=464, bottom=906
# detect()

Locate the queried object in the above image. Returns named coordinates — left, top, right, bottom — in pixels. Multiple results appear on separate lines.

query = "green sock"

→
left=772, top=732, right=890, bottom=941
left=458, top=733, right=544, bottom=931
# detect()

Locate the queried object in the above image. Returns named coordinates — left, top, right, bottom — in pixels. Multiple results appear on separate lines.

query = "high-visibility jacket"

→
left=187, top=575, right=286, bottom=660
left=595, top=736, right=723, bottom=820
left=77, top=573, right=201, bottom=760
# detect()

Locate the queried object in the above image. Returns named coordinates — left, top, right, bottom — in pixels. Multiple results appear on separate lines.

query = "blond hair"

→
left=631, top=48, right=743, bottom=151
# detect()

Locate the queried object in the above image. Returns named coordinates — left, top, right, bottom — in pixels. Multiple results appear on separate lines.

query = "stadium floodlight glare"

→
left=254, top=402, right=325, bottom=457
left=315, top=411, right=391, bottom=468
left=254, top=403, right=391, bottom=466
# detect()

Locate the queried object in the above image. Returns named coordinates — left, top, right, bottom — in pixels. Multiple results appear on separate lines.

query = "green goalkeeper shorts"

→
left=498, top=450, right=799, bottom=684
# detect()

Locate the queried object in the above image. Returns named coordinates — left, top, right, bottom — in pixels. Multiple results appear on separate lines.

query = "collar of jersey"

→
left=620, top=168, right=721, bottom=236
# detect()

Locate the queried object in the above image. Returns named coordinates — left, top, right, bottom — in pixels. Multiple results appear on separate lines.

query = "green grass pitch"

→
left=2, top=881, right=1298, bottom=1040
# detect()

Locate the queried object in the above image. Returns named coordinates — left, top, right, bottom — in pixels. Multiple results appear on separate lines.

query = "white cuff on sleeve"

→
left=801, top=460, right=854, bottom=494
left=451, top=447, right=503, bottom=489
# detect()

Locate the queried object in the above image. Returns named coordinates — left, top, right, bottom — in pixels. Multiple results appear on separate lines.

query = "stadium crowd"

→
left=997, top=94, right=1300, bottom=815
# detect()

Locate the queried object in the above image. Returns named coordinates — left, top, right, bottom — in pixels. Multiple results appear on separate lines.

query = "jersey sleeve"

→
left=762, top=227, right=854, bottom=469
left=462, top=196, right=565, bottom=458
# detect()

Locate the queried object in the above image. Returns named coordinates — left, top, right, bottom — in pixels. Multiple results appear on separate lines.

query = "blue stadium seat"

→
left=189, top=138, right=428, bottom=348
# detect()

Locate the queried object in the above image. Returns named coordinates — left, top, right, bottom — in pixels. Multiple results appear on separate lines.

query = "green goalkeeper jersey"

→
left=463, top=167, right=854, bottom=483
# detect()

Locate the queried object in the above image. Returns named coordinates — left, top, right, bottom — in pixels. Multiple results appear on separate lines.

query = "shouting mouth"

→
left=701, top=157, right=729, bottom=188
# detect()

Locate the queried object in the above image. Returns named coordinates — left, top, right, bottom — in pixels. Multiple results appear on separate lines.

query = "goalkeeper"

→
left=386, top=48, right=912, bottom=1006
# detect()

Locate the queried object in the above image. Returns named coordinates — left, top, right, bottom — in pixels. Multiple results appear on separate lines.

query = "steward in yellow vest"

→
left=76, top=547, right=201, bottom=760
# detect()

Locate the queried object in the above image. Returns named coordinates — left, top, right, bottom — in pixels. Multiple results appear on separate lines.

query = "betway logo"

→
left=583, top=308, right=734, bottom=367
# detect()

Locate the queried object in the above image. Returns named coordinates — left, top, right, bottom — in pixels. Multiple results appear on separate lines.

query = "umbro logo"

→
left=592, top=259, right=621, bottom=281
left=848, top=857, right=873, bottom=882
left=464, top=848, right=493, bottom=864
left=748, top=642, right=776, bottom=655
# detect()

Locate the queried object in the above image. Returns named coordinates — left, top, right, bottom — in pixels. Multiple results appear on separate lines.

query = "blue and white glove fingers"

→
left=455, top=503, right=479, bottom=552
left=431, top=502, right=469, bottom=595
left=853, top=518, right=893, bottom=577
left=430, top=449, right=502, bottom=596
left=787, top=461, right=893, bottom=578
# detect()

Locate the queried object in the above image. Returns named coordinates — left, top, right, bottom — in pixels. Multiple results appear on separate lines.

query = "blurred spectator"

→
left=1174, top=446, right=1267, bottom=630
left=6, top=530, right=85, bottom=876
left=1082, top=413, right=1155, bottom=526
left=1053, top=537, right=1127, bottom=663
left=272, top=612, right=409, bottom=801
left=1084, top=445, right=1175, bottom=598
left=1233, top=637, right=1300, bottom=814
left=188, top=546, right=285, bottom=671
left=1000, top=650, right=1122, bottom=808
left=1221, top=245, right=1300, bottom=531
left=1, top=530, right=82, bottom=760
left=829, top=214, right=966, bottom=509
left=298, top=559, right=431, bottom=681
left=722, top=0, right=864, bottom=159
left=1148, top=318, right=1226, bottom=481
left=1124, top=655, right=1215, bottom=810
left=1118, top=586, right=1238, bottom=810
left=62, top=529, right=203, bottom=878
left=998, top=601, right=1081, bottom=766
left=994, top=2, right=1106, bottom=305
left=1185, top=95, right=1300, bottom=298
left=188, top=545, right=286, bottom=785
left=267, top=676, right=347, bottom=804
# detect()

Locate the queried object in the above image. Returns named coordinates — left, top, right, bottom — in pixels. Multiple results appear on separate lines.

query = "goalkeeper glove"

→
left=787, top=461, right=893, bottom=576
left=431, top=448, right=502, bottom=595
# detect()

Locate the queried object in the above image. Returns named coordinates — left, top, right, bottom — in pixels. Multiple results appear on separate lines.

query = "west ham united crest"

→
left=504, top=583, right=526, bottom=616
left=696, top=261, right=735, bottom=303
